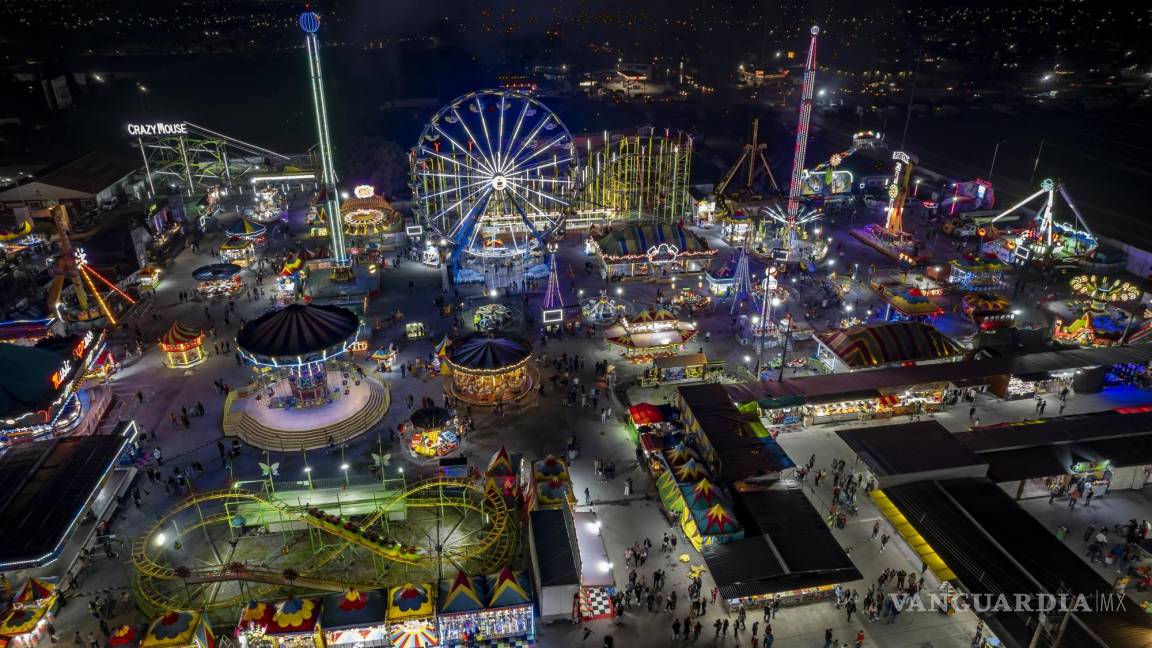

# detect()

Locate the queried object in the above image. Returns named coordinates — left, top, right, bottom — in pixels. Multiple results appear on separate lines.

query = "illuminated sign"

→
left=542, top=308, right=565, bottom=324
left=50, top=361, right=73, bottom=389
left=127, top=122, right=188, bottom=136
left=892, top=151, right=911, bottom=165
left=405, top=225, right=424, bottom=237
left=646, top=243, right=680, bottom=264
left=353, top=185, right=375, bottom=199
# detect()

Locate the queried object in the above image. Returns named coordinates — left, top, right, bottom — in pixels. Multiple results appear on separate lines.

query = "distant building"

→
left=0, top=151, right=140, bottom=215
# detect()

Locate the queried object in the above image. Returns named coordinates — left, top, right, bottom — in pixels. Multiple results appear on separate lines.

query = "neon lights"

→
left=786, top=26, right=820, bottom=219
left=127, top=123, right=187, bottom=136
left=353, top=184, right=375, bottom=199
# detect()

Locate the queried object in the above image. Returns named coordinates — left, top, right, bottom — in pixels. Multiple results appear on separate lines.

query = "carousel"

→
left=603, top=307, right=699, bottom=362
left=158, top=321, right=206, bottom=369
left=220, top=219, right=267, bottom=266
left=341, top=185, right=402, bottom=238
left=580, top=290, right=631, bottom=324
left=402, top=406, right=460, bottom=459
left=249, top=187, right=285, bottom=224
left=237, top=304, right=362, bottom=408
left=443, top=333, right=533, bottom=405
left=192, top=263, right=244, bottom=300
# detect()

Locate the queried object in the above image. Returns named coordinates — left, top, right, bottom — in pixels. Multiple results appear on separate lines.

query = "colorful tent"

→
left=265, top=597, right=320, bottom=634
left=12, top=578, right=55, bottom=604
left=225, top=219, right=266, bottom=239
left=319, top=589, right=387, bottom=634
left=674, top=458, right=710, bottom=483
left=387, top=621, right=438, bottom=648
left=109, top=625, right=140, bottom=647
left=0, top=579, right=59, bottom=639
left=141, top=611, right=213, bottom=648
left=485, top=568, right=532, bottom=608
left=882, top=289, right=943, bottom=317
left=655, top=470, right=687, bottom=517
left=628, top=402, right=664, bottom=425
left=158, top=322, right=203, bottom=349
left=598, top=223, right=715, bottom=260
left=437, top=571, right=484, bottom=614
left=485, top=446, right=514, bottom=476
left=662, top=443, right=698, bottom=466
left=683, top=478, right=724, bottom=510
left=698, top=503, right=741, bottom=535
left=817, top=322, right=962, bottom=369
left=387, top=584, right=434, bottom=622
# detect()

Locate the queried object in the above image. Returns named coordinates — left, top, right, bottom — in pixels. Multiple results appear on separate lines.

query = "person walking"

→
left=879, top=533, right=890, bottom=554
left=870, top=520, right=881, bottom=540
left=624, top=478, right=632, bottom=497
left=585, top=487, right=592, bottom=506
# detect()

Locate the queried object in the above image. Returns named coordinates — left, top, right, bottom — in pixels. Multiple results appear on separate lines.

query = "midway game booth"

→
left=158, top=321, right=206, bottom=369
left=443, top=333, right=533, bottom=405
left=239, top=598, right=323, bottom=648
left=320, top=588, right=388, bottom=648
left=0, top=328, right=110, bottom=444
left=596, top=223, right=716, bottom=280
left=0, top=578, right=60, bottom=647
left=192, top=263, right=244, bottom=300
left=237, top=304, right=362, bottom=408
left=603, top=308, right=698, bottom=363
left=386, top=584, right=437, bottom=648
left=219, top=219, right=267, bottom=267
left=141, top=610, right=215, bottom=648
left=437, top=568, right=535, bottom=647
left=814, top=321, right=963, bottom=374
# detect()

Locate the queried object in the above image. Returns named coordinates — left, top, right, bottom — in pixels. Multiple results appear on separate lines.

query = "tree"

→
left=339, top=137, right=409, bottom=197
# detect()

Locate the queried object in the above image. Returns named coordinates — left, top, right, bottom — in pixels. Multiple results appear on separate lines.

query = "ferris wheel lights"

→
left=615, top=287, right=624, bottom=295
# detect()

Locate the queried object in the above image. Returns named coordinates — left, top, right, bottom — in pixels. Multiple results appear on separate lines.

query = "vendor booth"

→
left=962, top=293, right=1014, bottom=330
left=158, top=321, right=206, bottom=369
left=219, top=237, right=257, bottom=266
left=948, top=256, right=1008, bottom=291
left=647, top=353, right=708, bottom=384
left=596, top=223, right=716, bottom=280
left=386, top=585, right=438, bottom=648
left=142, top=611, right=215, bottom=648
left=0, top=579, right=59, bottom=648
left=403, top=406, right=460, bottom=459
left=484, top=446, right=521, bottom=500
left=524, top=455, right=575, bottom=512
left=437, top=569, right=535, bottom=647
left=443, top=333, right=533, bottom=405
left=603, top=308, right=698, bottom=363
left=238, top=598, right=322, bottom=648
left=320, top=589, right=388, bottom=648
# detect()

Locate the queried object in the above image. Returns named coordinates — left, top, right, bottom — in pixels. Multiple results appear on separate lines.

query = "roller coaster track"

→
left=131, top=478, right=514, bottom=613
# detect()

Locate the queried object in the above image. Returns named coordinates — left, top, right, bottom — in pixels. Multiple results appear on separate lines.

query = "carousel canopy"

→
left=159, top=322, right=203, bottom=349
left=191, top=263, right=242, bottom=281
left=237, top=304, right=360, bottom=360
left=438, top=571, right=484, bottom=614
left=485, top=567, right=532, bottom=608
left=409, top=406, right=452, bottom=430
left=266, top=597, right=319, bottom=634
left=446, top=333, right=531, bottom=371
left=319, top=589, right=386, bottom=631
left=225, top=218, right=266, bottom=239
left=598, top=223, right=714, bottom=259
left=817, top=322, right=963, bottom=369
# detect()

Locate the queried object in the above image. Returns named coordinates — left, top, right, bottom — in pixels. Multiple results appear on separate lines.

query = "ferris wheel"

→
left=411, top=90, right=577, bottom=261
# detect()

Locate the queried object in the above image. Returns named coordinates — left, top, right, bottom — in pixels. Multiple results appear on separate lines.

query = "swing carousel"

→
left=580, top=290, right=632, bottom=324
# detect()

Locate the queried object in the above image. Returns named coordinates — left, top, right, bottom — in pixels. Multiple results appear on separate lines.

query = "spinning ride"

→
left=990, top=178, right=1097, bottom=265
left=411, top=90, right=576, bottom=278
left=581, top=290, right=630, bottom=324
left=237, top=304, right=361, bottom=407
left=341, top=185, right=401, bottom=238
left=443, top=333, right=533, bottom=405
left=193, top=263, right=244, bottom=299
left=1051, top=275, right=1143, bottom=347
left=404, top=406, right=461, bottom=459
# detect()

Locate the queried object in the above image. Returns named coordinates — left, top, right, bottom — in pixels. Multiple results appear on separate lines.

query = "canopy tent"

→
left=191, top=263, right=242, bottom=281
left=685, top=502, right=744, bottom=548
left=881, top=288, right=943, bottom=318
left=141, top=611, right=213, bottom=648
left=237, top=304, right=360, bottom=363
left=817, top=322, right=963, bottom=370
left=629, top=402, right=664, bottom=425
left=445, top=333, right=531, bottom=370
left=597, top=223, right=715, bottom=260
left=655, top=470, right=687, bottom=517
left=225, top=219, right=266, bottom=239
left=674, top=458, right=711, bottom=483
left=387, top=584, right=434, bottom=622
left=266, top=598, right=320, bottom=635
left=663, top=443, right=699, bottom=466
left=485, top=446, right=515, bottom=476
left=158, top=322, right=203, bottom=349
left=319, top=588, right=386, bottom=633
left=109, top=625, right=140, bottom=648
left=437, top=571, right=485, bottom=614
left=683, top=478, right=725, bottom=510
left=0, top=579, right=58, bottom=638
left=485, top=568, right=532, bottom=608
left=12, top=578, right=56, bottom=605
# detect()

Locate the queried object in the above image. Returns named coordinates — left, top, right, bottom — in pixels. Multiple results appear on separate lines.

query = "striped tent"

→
left=485, top=446, right=514, bottom=476
left=438, top=571, right=484, bottom=614
left=237, top=304, right=360, bottom=362
left=225, top=219, right=266, bottom=239
left=485, top=568, right=531, bottom=608
left=682, top=478, right=724, bottom=510
left=696, top=503, right=742, bottom=536
left=817, top=322, right=962, bottom=369
left=598, top=224, right=715, bottom=260
left=663, top=443, right=699, bottom=466
left=158, top=322, right=203, bottom=350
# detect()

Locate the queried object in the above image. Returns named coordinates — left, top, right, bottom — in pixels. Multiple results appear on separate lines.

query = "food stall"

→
left=238, top=598, right=323, bottom=648
left=386, top=585, right=438, bottom=648
left=436, top=569, right=535, bottom=647
left=1004, top=372, right=1074, bottom=401
left=403, top=406, right=460, bottom=459
left=405, top=322, right=427, bottom=339
left=648, top=353, right=708, bottom=384
left=436, top=571, right=486, bottom=646
left=158, top=321, right=206, bottom=369
left=138, top=266, right=163, bottom=288
left=192, top=263, right=244, bottom=300
left=0, top=579, right=60, bottom=648
left=219, top=237, right=257, bottom=266
left=320, top=588, right=388, bottom=648
left=719, top=211, right=754, bottom=246
left=141, top=611, right=215, bottom=648
left=603, top=308, right=698, bottom=363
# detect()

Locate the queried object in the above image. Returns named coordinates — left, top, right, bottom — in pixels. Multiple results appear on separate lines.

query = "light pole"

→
left=988, top=140, right=1006, bottom=183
